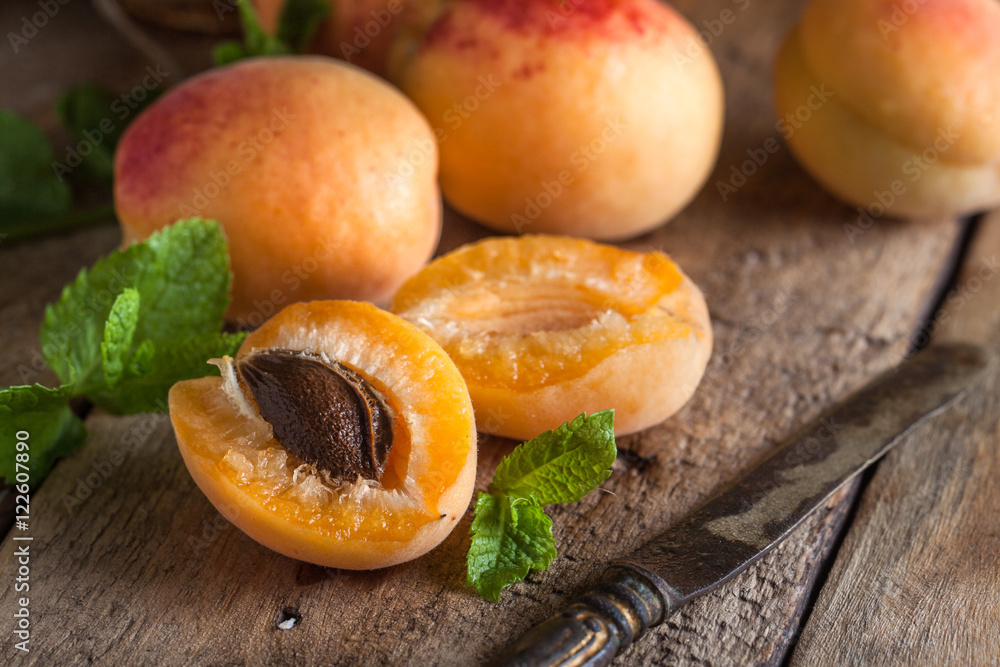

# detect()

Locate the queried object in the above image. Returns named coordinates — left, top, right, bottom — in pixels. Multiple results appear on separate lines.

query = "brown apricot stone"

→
left=234, top=349, right=393, bottom=482
left=169, top=301, right=477, bottom=570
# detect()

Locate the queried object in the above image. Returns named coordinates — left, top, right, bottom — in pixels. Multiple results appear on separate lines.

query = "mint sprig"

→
left=0, top=219, right=246, bottom=486
left=1, top=83, right=160, bottom=243
left=468, top=411, right=617, bottom=601
left=55, top=84, right=161, bottom=186
left=0, top=386, right=85, bottom=488
left=0, top=109, right=74, bottom=241
left=214, top=0, right=331, bottom=66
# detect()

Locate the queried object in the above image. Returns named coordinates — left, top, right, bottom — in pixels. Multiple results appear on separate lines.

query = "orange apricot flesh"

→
left=390, top=236, right=713, bottom=439
left=169, top=301, right=477, bottom=569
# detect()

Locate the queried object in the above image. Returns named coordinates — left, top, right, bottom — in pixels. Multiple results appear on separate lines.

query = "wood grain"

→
left=791, top=215, right=1000, bottom=667
left=0, top=0, right=979, bottom=665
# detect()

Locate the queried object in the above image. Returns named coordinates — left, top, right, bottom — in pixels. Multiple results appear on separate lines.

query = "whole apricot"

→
left=254, top=0, right=404, bottom=75
left=391, top=236, right=713, bottom=439
left=169, top=301, right=477, bottom=569
left=115, top=57, right=441, bottom=326
left=387, top=0, right=725, bottom=240
left=775, top=0, right=1000, bottom=217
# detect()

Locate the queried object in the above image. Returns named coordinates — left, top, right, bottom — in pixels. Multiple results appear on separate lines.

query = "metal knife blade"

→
left=495, top=342, right=994, bottom=667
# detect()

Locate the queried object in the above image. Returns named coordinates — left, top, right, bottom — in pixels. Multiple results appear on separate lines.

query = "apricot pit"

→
left=232, top=349, right=393, bottom=482
left=169, top=301, right=477, bottom=570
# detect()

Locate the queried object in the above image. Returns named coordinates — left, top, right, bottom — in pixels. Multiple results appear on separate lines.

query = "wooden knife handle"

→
left=492, top=565, right=682, bottom=667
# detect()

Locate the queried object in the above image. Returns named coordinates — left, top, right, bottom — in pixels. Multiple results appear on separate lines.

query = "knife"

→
left=495, top=342, right=994, bottom=667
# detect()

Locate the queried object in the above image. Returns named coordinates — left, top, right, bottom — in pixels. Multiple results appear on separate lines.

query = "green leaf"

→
left=90, top=332, right=246, bottom=414
left=101, top=288, right=141, bottom=389
left=41, top=218, right=232, bottom=391
left=0, top=385, right=86, bottom=487
left=467, top=493, right=557, bottom=602
left=491, top=410, right=617, bottom=505
left=276, top=0, right=331, bottom=52
left=213, top=41, right=249, bottom=67
left=214, top=0, right=292, bottom=66
left=0, top=109, right=72, bottom=236
left=55, top=85, right=117, bottom=184
left=55, top=84, right=160, bottom=185
left=0, top=219, right=238, bottom=488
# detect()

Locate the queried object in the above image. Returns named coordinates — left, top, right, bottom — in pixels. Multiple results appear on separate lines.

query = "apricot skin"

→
left=387, top=0, right=724, bottom=240
left=115, top=57, right=441, bottom=325
left=391, top=236, right=713, bottom=440
left=169, top=301, right=477, bottom=570
left=775, top=0, right=1000, bottom=217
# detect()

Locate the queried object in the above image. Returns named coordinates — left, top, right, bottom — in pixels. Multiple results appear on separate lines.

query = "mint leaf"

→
left=492, top=410, right=617, bottom=505
left=0, top=107, right=116, bottom=242
left=214, top=0, right=291, bottom=66
left=0, top=109, right=72, bottom=234
left=213, top=0, right=330, bottom=66
left=101, top=288, right=140, bottom=389
left=276, top=0, right=331, bottom=52
left=55, top=84, right=160, bottom=185
left=468, top=411, right=617, bottom=601
left=40, top=218, right=238, bottom=414
left=41, top=218, right=232, bottom=389
left=467, top=493, right=557, bottom=602
left=0, top=385, right=86, bottom=486
left=1, top=220, right=238, bottom=487
left=212, top=41, right=251, bottom=67
left=55, top=85, right=116, bottom=183
left=91, top=332, right=246, bottom=414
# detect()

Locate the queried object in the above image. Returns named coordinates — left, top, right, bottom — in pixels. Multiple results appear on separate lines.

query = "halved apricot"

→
left=168, top=301, right=477, bottom=569
left=390, top=236, right=712, bottom=439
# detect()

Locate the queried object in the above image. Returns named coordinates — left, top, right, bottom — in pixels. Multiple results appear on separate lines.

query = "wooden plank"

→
left=790, top=215, right=1000, bottom=666
left=0, top=1, right=975, bottom=665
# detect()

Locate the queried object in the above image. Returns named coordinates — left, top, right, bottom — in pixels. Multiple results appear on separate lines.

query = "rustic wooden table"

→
left=1, top=0, right=998, bottom=664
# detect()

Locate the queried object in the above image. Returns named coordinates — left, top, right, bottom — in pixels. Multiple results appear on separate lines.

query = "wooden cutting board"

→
left=1, top=0, right=997, bottom=664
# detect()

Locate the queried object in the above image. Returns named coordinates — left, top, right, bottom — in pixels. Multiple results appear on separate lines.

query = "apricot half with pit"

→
left=390, top=236, right=713, bottom=440
left=168, top=301, right=477, bottom=569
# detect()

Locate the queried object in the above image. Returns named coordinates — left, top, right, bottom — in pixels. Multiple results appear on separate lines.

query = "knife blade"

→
left=495, top=342, right=994, bottom=667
